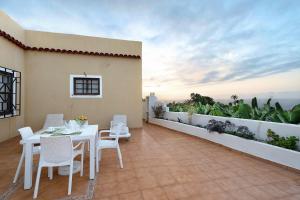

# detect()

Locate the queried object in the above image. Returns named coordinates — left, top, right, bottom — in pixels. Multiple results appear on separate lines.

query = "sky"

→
left=1, top=0, right=300, bottom=101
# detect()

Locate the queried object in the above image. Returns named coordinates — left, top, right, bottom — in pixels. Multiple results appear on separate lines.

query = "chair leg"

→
left=99, top=148, right=102, bottom=162
left=80, top=144, right=85, bottom=176
left=13, top=151, right=24, bottom=183
left=33, top=165, right=42, bottom=199
left=116, top=146, right=123, bottom=169
left=96, top=148, right=103, bottom=173
left=96, top=149, right=99, bottom=173
left=48, top=167, right=53, bottom=180
left=68, top=162, right=73, bottom=195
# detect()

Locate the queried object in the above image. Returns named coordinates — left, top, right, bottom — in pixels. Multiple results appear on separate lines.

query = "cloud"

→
left=1, top=0, right=300, bottom=98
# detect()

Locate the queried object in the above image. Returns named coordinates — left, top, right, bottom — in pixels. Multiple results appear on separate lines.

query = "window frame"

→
left=70, top=75, right=102, bottom=98
left=0, top=66, right=21, bottom=119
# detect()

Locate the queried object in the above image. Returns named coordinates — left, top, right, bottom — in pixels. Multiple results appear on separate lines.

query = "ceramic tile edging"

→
left=0, top=176, right=97, bottom=200
left=0, top=177, right=24, bottom=200
left=0, top=29, right=141, bottom=59
left=0, top=161, right=97, bottom=200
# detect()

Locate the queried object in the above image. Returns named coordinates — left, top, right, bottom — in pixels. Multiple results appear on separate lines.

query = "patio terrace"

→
left=0, top=123, right=300, bottom=200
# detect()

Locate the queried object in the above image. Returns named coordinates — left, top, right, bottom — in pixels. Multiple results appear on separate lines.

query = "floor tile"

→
left=1, top=123, right=300, bottom=200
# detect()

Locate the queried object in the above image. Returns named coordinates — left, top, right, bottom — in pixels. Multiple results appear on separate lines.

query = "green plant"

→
left=206, top=119, right=256, bottom=140
left=195, top=103, right=211, bottom=115
left=231, top=94, right=239, bottom=105
left=266, top=129, right=299, bottom=150
left=177, top=117, right=183, bottom=123
left=152, top=105, right=165, bottom=119
left=275, top=103, right=300, bottom=124
left=227, top=126, right=255, bottom=140
left=190, top=93, right=215, bottom=105
left=187, top=104, right=197, bottom=116
left=167, top=94, right=300, bottom=124
left=206, top=119, right=226, bottom=133
left=233, top=100, right=252, bottom=119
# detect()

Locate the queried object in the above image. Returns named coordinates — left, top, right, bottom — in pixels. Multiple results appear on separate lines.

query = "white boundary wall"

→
left=149, top=117, right=300, bottom=170
left=164, top=112, right=300, bottom=142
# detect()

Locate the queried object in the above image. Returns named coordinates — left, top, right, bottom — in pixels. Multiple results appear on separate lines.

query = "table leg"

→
left=24, top=143, right=33, bottom=189
left=89, top=136, right=95, bottom=179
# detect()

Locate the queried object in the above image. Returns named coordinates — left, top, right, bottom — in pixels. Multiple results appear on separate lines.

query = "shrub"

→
left=206, top=119, right=226, bottom=133
left=224, top=120, right=236, bottom=132
left=206, top=119, right=255, bottom=140
left=227, top=126, right=255, bottom=140
left=177, top=117, right=183, bottom=123
left=266, top=129, right=299, bottom=150
left=152, top=104, right=165, bottom=119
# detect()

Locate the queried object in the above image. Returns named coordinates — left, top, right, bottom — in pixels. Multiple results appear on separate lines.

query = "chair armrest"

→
left=98, top=130, right=112, bottom=139
left=73, top=141, right=84, bottom=150
left=99, top=130, right=111, bottom=135
left=101, top=136, right=114, bottom=140
left=98, top=130, right=111, bottom=137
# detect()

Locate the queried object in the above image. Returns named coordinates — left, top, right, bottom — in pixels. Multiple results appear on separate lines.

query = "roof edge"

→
left=0, top=29, right=141, bottom=59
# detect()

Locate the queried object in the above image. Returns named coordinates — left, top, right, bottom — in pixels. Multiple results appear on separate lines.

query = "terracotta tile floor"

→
left=0, top=123, right=300, bottom=199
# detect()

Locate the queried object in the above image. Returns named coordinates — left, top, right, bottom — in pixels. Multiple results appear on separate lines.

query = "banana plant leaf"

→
left=251, top=97, right=258, bottom=109
left=233, top=102, right=252, bottom=119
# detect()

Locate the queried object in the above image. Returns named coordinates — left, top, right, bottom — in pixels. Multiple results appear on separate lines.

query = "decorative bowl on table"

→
left=74, top=115, right=88, bottom=128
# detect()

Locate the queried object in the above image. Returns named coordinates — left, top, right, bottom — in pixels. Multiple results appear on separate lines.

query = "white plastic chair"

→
left=42, top=114, right=65, bottom=178
left=13, top=127, right=40, bottom=183
left=43, top=114, right=64, bottom=129
left=96, top=124, right=123, bottom=172
left=33, top=136, right=84, bottom=199
left=110, top=115, right=131, bottom=139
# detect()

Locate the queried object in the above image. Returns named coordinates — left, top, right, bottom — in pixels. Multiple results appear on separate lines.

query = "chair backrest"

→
left=112, top=123, right=123, bottom=143
left=112, top=115, right=127, bottom=126
left=40, top=136, right=73, bottom=164
left=18, top=127, right=34, bottom=140
left=43, top=114, right=64, bottom=129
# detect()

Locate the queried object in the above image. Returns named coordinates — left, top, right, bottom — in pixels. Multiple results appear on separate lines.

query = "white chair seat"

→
left=109, top=132, right=131, bottom=138
left=110, top=115, right=131, bottom=139
left=97, top=140, right=116, bottom=149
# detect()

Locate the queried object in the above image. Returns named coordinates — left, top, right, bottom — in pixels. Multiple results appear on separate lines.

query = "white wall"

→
left=148, top=94, right=157, bottom=118
left=165, top=112, right=189, bottom=124
left=165, top=111, right=300, bottom=143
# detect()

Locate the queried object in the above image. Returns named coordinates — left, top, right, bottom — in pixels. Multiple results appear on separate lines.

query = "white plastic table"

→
left=21, top=125, right=98, bottom=190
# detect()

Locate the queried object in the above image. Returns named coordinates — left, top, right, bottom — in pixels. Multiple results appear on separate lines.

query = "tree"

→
left=190, top=93, right=215, bottom=105
left=231, top=94, right=239, bottom=105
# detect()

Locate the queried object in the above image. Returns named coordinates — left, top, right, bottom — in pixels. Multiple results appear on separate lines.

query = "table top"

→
left=21, top=125, right=98, bottom=144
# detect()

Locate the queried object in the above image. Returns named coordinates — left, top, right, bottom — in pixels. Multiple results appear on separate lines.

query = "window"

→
left=0, top=66, right=21, bottom=119
left=70, top=75, right=102, bottom=98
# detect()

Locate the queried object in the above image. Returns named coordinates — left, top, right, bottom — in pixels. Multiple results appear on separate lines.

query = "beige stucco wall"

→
left=25, top=30, right=141, bottom=55
left=25, top=52, right=142, bottom=131
left=0, top=12, right=26, bottom=142
left=0, top=11, right=142, bottom=141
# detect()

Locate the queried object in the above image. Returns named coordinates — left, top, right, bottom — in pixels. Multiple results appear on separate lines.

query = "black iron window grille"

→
left=0, top=66, right=21, bottom=119
left=73, top=77, right=100, bottom=96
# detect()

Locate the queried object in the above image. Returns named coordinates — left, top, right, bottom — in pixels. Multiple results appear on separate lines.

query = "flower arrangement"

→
left=75, top=115, right=88, bottom=126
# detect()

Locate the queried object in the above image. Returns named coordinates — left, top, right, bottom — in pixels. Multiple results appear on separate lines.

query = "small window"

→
left=0, top=66, right=21, bottom=119
left=70, top=75, right=102, bottom=98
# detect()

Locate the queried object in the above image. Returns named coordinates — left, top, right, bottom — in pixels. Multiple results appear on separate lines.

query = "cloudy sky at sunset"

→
left=1, top=0, right=300, bottom=101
